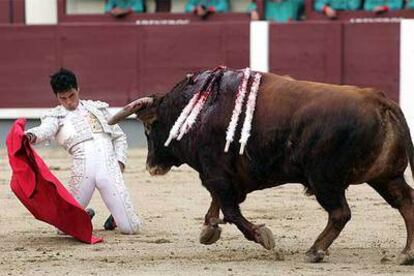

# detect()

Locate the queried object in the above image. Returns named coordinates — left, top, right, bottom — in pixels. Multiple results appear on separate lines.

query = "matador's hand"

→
left=26, top=133, right=37, bottom=144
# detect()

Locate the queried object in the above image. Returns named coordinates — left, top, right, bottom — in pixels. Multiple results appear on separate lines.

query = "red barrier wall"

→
left=0, top=21, right=400, bottom=107
left=12, top=0, right=25, bottom=24
left=268, top=22, right=400, bottom=102
left=0, top=22, right=249, bottom=107
left=269, top=22, right=342, bottom=84
left=59, top=25, right=137, bottom=105
left=0, top=0, right=25, bottom=24
left=139, top=23, right=249, bottom=96
left=0, top=1, right=10, bottom=24
left=343, top=23, right=400, bottom=101
left=0, top=26, right=58, bottom=107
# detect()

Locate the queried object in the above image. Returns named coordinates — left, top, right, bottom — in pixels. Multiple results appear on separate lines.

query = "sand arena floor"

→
left=1, top=147, right=414, bottom=275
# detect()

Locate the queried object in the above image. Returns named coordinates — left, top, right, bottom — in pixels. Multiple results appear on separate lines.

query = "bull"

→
left=109, top=68, right=414, bottom=264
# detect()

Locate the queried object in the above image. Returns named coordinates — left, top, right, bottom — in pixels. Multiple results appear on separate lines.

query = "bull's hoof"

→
left=199, top=224, right=222, bottom=245
left=304, top=249, right=326, bottom=263
left=398, top=251, right=414, bottom=265
left=255, top=225, right=275, bottom=250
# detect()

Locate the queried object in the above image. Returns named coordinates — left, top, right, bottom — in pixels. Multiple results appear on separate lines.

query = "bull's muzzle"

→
left=146, top=164, right=171, bottom=176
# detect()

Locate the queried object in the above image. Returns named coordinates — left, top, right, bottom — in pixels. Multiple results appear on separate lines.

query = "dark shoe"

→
left=104, top=215, right=117, bottom=230
left=86, top=208, right=95, bottom=220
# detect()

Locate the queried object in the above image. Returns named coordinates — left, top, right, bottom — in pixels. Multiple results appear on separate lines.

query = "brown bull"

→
left=109, top=68, right=414, bottom=264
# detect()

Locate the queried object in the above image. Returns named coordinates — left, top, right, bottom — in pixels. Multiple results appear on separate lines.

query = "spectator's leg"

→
left=155, top=0, right=171, bottom=12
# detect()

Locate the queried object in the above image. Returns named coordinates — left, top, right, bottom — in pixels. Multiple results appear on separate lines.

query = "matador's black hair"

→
left=50, top=68, right=78, bottom=94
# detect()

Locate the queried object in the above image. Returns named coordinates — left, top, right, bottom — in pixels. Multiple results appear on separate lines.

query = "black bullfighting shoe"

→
left=104, top=214, right=117, bottom=230
left=86, top=208, right=95, bottom=220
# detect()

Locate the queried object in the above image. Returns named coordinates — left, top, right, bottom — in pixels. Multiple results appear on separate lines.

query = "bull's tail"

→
left=402, top=116, right=414, bottom=183
left=391, top=103, right=414, bottom=183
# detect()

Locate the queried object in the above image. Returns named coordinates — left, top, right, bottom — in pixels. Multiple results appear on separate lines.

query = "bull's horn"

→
left=108, top=97, right=154, bottom=125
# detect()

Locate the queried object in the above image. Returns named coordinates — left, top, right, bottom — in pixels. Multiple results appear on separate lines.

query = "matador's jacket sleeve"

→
left=94, top=101, right=128, bottom=166
left=25, top=106, right=65, bottom=144
left=110, top=118, right=128, bottom=166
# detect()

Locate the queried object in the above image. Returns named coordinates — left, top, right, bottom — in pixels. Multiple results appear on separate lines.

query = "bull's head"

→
left=109, top=70, right=221, bottom=176
left=108, top=96, right=182, bottom=176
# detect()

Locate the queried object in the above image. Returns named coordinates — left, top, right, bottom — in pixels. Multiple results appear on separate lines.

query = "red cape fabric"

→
left=6, top=119, right=102, bottom=244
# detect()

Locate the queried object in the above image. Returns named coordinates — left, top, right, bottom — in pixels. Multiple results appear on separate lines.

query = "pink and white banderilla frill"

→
left=164, top=67, right=262, bottom=155
left=224, top=67, right=251, bottom=153
left=164, top=91, right=201, bottom=147
left=239, top=73, right=262, bottom=155
left=164, top=71, right=221, bottom=147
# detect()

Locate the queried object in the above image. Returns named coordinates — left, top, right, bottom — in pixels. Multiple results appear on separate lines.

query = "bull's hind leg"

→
left=368, top=176, right=414, bottom=265
left=200, top=195, right=224, bottom=245
left=306, top=188, right=351, bottom=263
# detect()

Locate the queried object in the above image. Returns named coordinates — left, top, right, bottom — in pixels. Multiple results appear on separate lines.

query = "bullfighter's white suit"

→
left=27, top=100, right=142, bottom=234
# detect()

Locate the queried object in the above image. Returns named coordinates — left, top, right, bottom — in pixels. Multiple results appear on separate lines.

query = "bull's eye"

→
left=186, top=73, right=196, bottom=85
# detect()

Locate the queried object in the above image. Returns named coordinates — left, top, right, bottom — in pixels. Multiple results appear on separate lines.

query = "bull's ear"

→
left=136, top=108, right=157, bottom=124
left=135, top=96, right=160, bottom=124
left=186, top=73, right=196, bottom=85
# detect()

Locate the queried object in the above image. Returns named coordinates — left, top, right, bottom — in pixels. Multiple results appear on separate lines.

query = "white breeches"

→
left=68, top=133, right=142, bottom=234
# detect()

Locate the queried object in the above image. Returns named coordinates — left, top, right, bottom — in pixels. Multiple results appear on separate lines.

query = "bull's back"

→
left=248, top=73, right=403, bottom=185
left=255, top=73, right=379, bottom=124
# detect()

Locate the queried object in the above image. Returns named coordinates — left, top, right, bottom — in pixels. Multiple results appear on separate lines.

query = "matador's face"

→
left=56, top=88, right=80, bottom=111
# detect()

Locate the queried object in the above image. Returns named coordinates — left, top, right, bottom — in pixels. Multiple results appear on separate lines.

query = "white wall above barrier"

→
left=400, top=19, right=414, bottom=141
left=250, top=21, right=269, bottom=73
left=25, top=0, right=57, bottom=25
left=66, top=0, right=105, bottom=15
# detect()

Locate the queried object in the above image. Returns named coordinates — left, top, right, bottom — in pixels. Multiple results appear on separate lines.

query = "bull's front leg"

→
left=205, top=178, right=275, bottom=250
left=199, top=194, right=224, bottom=245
